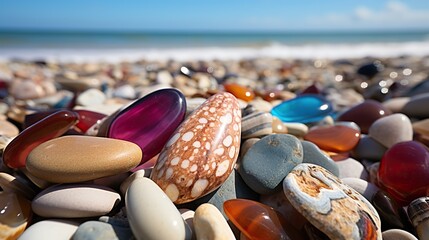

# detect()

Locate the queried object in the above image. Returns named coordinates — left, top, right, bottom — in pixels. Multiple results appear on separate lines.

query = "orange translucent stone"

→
left=223, top=83, right=255, bottom=102
left=224, top=199, right=291, bottom=240
left=304, top=125, right=360, bottom=152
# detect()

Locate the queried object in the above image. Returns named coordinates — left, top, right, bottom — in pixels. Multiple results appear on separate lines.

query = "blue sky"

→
left=1, top=0, right=429, bottom=32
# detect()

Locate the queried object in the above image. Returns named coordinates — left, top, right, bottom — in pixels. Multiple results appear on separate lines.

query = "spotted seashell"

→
left=283, top=163, right=382, bottom=240
left=151, top=92, right=241, bottom=204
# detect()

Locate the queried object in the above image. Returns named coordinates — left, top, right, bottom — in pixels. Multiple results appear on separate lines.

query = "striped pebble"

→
left=151, top=92, right=241, bottom=204
left=241, top=111, right=273, bottom=139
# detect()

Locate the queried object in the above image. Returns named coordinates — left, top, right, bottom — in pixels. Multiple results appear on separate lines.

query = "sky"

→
left=1, top=0, right=429, bottom=32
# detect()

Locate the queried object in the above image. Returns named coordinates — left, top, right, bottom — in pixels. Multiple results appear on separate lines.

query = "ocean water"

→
left=1, top=30, right=429, bottom=62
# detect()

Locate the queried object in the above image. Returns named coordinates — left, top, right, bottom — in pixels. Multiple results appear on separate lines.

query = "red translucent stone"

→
left=304, top=125, right=360, bottom=152
left=223, top=83, right=255, bottom=102
left=105, top=89, right=186, bottom=164
left=336, top=100, right=391, bottom=134
left=378, top=141, right=429, bottom=206
left=300, top=83, right=321, bottom=95
left=74, top=109, right=107, bottom=133
left=23, top=109, right=58, bottom=129
left=3, top=110, right=79, bottom=168
left=224, top=199, right=292, bottom=240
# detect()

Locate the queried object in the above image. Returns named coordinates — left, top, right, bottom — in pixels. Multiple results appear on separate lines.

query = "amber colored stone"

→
left=378, top=141, right=429, bottom=206
left=223, top=83, right=255, bottom=102
left=337, top=100, right=391, bottom=134
left=3, top=110, right=79, bottom=168
left=0, top=192, right=32, bottom=240
left=304, top=125, right=360, bottom=152
left=224, top=199, right=292, bottom=240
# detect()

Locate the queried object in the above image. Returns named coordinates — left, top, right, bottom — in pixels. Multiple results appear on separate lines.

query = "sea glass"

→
left=378, top=141, right=429, bottom=206
left=224, top=199, right=291, bottom=240
left=336, top=100, right=391, bottom=134
left=0, top=192, right=32, bottom=240
left=271, top=94, right=333, bottom=123
left=223, top=83, right=255, bottom=102
left=74, top=109, right=107, bottom=133
left=106, top=88, right=186, bottom=164
left=3, top=110, right=79, bottom=168
left=304, top=125, right=360, bottom=152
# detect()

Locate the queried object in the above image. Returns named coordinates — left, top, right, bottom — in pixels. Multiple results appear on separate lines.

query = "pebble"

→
left=238, top=134, right=303, bottom=194
left=402, top=92, right=429, bottom=118
left=368, top=113, right=413, bottom=148
left=341, top=178, right=379, bottom=201
left=119, top=169, right=150, bottom=195
left=304, top=124, right=360, bottom=152
left=151, top=92, right=241, bottom=204
left=382, top=229, right=417, bottom=240
left=0, top=172, right=36, bottom=199
left=248, top=98, right=272, bottom=112
left=10, top=79, right=45, bottom=99
left=72, top=221, right=134, bottom=240
left=335, top=157, right=369, bottom=180
left=382, top=97, right=410, bottom=113
left=76, top=88, right=106, bottom=106
left=193, top=203, right=236, bottom=240
left=283, top=163, right=382, bottom=240
left=239, top=138, right=259, bottom=158
left=26, top=135, right=142, bottom=183
left=301, top=140, right=339, bottom=177
left=413, top=118, right=429, bottom=137
left=32, top=184, right=121, bottom=218
left=126, top=177, right=187, bottom=240
left=0, top=120, right=19, bottom=138
left=113, top=84, right=136, bottom=99
left=18, top=219, right=80, bottom=240
left=351, top=135, right=387, bottom=162
left=224, top=83, right=255, bottom=102
left=407, top=197, right=429, bottom=240
left=241, top=111, right=273, bottom=139
left=282, top=122, right=308, bottom=137
left=0, top=192, right=32, bottom=240
left=372, top=190, right=413, bottom=231
left=271, top=116, right=288, bottom=134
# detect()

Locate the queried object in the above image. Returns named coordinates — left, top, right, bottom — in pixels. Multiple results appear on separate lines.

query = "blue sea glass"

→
left=271, top=94, right=333, bottom=123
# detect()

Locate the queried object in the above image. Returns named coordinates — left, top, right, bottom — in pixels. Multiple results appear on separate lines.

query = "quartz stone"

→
left=3, top=110, right=79, bottom=168
left=0, top=192, right=32, bottom=240
left=224, top=199, right=292, bottom=240
left=378, top=141, right=429, bottom=206
left=271, top=94, right=333, bottom=123
left=223, top=83, right=255, bottom=102
left=74, top=109, right=106, bottom=133
left=151, top=92, right=241, bottom=204
left=337, top=100, right=391, bottom=134
left=104, top=88, right=186, bottom=164
left=304, top=125, right=360, bottom=152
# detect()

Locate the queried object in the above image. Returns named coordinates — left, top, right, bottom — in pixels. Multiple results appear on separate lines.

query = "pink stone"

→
left=151, top=92, right=241, bottom=204
left=3, top=110, right=79, bottom=168
left=104, top=89, right=186, bottom=164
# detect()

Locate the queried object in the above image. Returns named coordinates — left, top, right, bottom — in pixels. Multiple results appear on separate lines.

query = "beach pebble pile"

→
left=1, top=56, right=429, bottom=239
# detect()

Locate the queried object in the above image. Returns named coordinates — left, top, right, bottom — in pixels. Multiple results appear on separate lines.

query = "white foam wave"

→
left=1, top=41, right=429, bottom=63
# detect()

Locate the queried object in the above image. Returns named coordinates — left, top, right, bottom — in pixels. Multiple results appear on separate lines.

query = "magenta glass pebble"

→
left=106, top=88, right=186, bottom=164
left=3, top=110, right=79, bottom=168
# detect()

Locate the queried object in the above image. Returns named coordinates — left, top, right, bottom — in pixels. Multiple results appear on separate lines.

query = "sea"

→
left=1, top=30, right=429, bottom=62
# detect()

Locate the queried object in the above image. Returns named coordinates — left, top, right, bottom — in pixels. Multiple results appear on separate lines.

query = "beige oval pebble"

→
left=382, top=229, right=418, bottom=240
left=368, top=113, right=413, bottom=148
left=18, top=219, right=80, bottom=240
left=32, top=184, right=121, bottom=218
left=26, top=136, right=142, bottom=183
left=126, top=177, right=187, bottom=240
left=193, top=203, right=236, bottom=240
left=0, top=120, right=19, bottom=138
left=283, top=122, right=308, bottom=137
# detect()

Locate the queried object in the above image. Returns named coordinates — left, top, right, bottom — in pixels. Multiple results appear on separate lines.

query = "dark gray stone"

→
left=402, top=92, right=429, bottom=119
left=238, top=134, right=303, bottom=194
left=301, top=140, right=339, bottom=177
left=351, top=135, right=387, bottom=162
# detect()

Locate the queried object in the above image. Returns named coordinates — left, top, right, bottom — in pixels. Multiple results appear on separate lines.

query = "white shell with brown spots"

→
left=151, top=92, right=241, bottom=204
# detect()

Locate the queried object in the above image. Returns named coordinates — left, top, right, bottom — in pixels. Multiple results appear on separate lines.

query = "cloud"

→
left=307, top=1, right=429, bottom=30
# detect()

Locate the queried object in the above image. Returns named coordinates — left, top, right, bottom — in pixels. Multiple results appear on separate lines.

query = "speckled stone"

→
left=351, top=135, right=387, bottom=162
left=382, top=229, right=417, bottom=240
left=151, top=92, right=241, bottom=204
left=32, top=184, right=121, bottom=218
left=193, top=203, right=236, bottom=240
left=335, top=158, right=369, bottom=180
left=342, top=178, right=379, bottom=201
left=301, top=140, right=339, bottom=177
left=238, top=134, right=303, bottom=195
left=368, top=113, right=413, bottom=148
left=26, top=136, right=142, bottom=183
left=72, top=221, right=134, bottom=240
left=283, top=163, right=382, bottom=240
